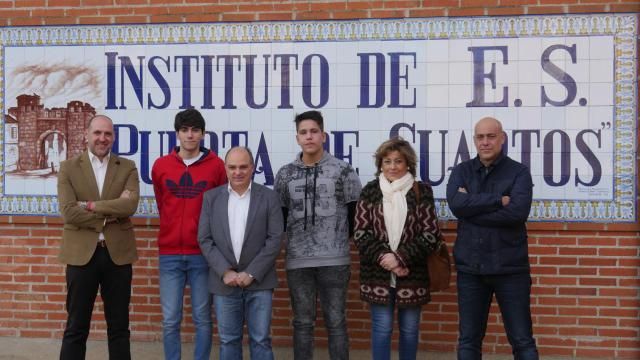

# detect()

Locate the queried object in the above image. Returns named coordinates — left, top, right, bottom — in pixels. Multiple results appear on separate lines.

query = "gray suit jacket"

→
left=198, top=182, right=283, bottom=296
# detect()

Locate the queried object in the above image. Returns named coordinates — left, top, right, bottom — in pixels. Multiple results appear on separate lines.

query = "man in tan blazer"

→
left=57, top=115, right=140, bottom=360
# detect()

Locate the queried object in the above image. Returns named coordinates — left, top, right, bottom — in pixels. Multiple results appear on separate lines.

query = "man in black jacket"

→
left=447, top=117, right=539, bottom=360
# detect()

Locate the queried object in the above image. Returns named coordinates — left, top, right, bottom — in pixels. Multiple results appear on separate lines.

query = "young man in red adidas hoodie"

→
left=151, top=109, right=226, bottom=360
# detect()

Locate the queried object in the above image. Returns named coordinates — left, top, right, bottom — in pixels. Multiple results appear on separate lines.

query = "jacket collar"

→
left=171, top=146, right=211, bottom=162
left=472, top=151, right=506, bottom=172
left=80, top=150, right=120, bottom=199
left=87, top=150, right=111, bottom=165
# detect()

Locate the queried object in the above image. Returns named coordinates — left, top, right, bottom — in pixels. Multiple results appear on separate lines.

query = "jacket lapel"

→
left=79, top=151, right=100, bottom=199
left=101, top=154, right=118, bottom=200
left=218, top=190, right=236, bottom=266
left=238, top=184, right=260, bottom=264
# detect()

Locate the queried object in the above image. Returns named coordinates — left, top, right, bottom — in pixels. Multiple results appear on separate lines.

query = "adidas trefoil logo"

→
left=166, top=172, right=208, bottom=199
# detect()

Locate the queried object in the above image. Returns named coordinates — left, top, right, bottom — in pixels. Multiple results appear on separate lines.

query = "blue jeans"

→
left=370, top=289, right=422, bottom=360
left=214, top=289, right=274, bottom=360
left=159, top=255, right=212, bottom=360
left=286, top=265, right=350, bottom=360
left=457, top=271, right=539, bottom=360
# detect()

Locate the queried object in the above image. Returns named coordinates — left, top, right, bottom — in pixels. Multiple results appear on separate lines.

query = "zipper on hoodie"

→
left=177, top=149, right=207, bottom=254
left=179, top=161, right=188, bottom=254
left=303, top=162, right=319, bottom=231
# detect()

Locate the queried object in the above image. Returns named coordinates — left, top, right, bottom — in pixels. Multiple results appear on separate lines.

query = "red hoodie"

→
left=152, top=147, right=226, bottom=255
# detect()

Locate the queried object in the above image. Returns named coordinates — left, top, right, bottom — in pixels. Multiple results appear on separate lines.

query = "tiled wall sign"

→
left=0, top=14, right=636, bottom=221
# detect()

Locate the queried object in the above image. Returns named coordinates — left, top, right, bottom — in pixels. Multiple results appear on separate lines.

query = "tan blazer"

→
left=57, top=151, right=140, bottom=266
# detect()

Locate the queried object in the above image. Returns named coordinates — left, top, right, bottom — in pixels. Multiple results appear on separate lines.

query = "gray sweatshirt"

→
left=274, top=151, right=362, bottom=270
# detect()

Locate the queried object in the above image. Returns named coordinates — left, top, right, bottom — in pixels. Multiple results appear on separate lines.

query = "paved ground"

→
left=0, top=336, right=496, bottom=360
left=0, top=336, right=580, bottom=360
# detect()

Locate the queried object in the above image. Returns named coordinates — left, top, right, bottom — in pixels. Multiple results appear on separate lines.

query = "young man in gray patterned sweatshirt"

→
left=274, top=110, right=362, bottom=360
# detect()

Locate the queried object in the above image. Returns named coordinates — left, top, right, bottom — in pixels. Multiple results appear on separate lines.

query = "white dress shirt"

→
left=228, top=183, right=251, bottom=263
left=88, top=151, right=110, bottom=240
left=89, top=151, right=109, bottom=197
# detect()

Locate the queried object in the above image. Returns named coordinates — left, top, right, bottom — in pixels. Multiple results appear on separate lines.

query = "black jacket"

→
left=446, top=153, right=533, bottom=275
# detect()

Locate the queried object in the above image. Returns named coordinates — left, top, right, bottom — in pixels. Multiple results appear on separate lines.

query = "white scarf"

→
left=379, top=172, right=414, bottom=287
left=379, top=172, right=414, bottom=252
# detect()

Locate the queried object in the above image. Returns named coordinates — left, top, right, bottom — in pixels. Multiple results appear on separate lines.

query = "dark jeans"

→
left=286, top=265, right=350, bottom=360
left=60, top=246, right=132, bottom=360
left=457, top=271, right=538, bottom=360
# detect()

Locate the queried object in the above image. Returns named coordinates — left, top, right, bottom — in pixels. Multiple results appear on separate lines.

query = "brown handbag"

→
left=427, top=241, right=452, bottom=292
left=412, top=183, right=452, bottom=292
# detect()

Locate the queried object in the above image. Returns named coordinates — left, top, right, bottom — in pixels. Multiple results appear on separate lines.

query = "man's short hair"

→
left=294, top=110, right=324, bottom=131
left=87, top=114, right=113, bottom=130
left=225, top=146, right=255, bottom=166
left=174, top=109, right=205, bottom=132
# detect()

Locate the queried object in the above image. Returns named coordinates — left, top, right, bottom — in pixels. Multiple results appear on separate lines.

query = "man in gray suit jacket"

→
left=198, top=146, right=283, bottom=360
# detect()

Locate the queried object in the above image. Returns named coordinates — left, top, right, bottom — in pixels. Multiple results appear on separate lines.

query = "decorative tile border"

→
left=0, top=14, right=636, bottom=221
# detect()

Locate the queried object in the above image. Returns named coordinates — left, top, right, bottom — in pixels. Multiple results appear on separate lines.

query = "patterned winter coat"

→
left=354, top=179, right=442, bottom=307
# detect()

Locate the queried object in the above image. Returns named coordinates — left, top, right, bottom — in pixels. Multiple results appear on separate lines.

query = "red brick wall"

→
left=1, top=1, right=639, bottom=358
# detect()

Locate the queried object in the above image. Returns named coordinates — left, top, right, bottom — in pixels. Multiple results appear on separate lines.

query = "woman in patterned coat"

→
left=354, top=137, right=443, bottom=360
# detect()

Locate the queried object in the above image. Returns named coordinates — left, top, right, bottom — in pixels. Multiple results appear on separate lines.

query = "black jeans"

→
left=457, top=271, right=538, bottom=360
left=286, top=265, right=350, bottom=360
left=60, top=246, right=132, bottom=360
